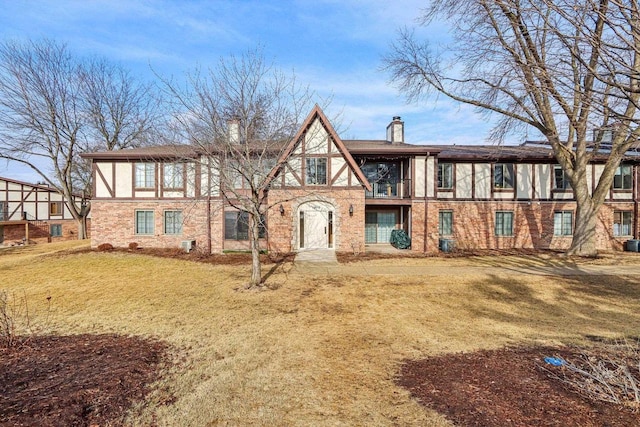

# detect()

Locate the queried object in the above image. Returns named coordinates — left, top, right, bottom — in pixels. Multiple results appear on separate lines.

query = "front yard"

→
left=2, top=241, right=640, bottom=425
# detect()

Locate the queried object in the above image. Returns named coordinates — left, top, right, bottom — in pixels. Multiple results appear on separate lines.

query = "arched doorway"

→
left=298, top=201, right=334, bottom=250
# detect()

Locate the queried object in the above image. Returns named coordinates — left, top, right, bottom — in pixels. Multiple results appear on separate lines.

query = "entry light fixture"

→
left=349, top=204, right=354, bottom=216
left=279, top=204, right=285, bottom=215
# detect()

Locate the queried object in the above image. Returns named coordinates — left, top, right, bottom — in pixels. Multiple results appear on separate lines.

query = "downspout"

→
left=635, top=165, right=638, bottom=239
left=423, top=153, right=429, bottom=253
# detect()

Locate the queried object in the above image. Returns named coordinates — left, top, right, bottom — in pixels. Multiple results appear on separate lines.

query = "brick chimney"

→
left=386, top=116, right=404, bottom=144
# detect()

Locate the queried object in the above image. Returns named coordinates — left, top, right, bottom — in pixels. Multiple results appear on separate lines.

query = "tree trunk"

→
left=567, top=197, right=599, bottom=257
left=248, top=212, right=262, bottom=288
left=76, top=215, right=88, bottom=240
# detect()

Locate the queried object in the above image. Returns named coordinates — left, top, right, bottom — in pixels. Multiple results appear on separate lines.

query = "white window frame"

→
left=553, top=211, right=573, bottom=236
left=135, top=163, right=155, bottom=189
left=613, top=211, right=633, bottom=237
left=553, top=165, right=571, bottom=190
left=493, top=163, right=514, bottom=189
left=163, top=163, right=184, bottom=189
left=613, top=165, right=632, bottom=190
left=305, top=158, right=327, bottom=185
left=438, top=163, right=453, bottom=189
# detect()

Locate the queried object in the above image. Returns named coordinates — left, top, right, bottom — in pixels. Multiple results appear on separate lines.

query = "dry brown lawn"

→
left=2, top=241, right=640, bottom=425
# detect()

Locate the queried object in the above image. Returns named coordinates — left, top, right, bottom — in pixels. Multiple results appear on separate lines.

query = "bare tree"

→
left=384, top=0, right=640, bottom=256
left=164, top=48, right=316, bottom=288
left=0, top=39, right=158, bottom=239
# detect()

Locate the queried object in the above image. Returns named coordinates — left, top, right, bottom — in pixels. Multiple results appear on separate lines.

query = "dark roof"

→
left=343, top=139, right=437, bottom=155
left=81, top=144, right=199, bottom=160
left=82, top=139, right=640, bottom=163
left=428, top=144, right=556, bottom=161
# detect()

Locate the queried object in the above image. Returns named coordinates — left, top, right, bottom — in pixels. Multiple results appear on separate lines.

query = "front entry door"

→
left=304, top=209, right=327, bottom=249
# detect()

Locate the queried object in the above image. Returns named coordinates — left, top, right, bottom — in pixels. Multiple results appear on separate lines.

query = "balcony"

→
left=365, top=179, right=411, bottom=199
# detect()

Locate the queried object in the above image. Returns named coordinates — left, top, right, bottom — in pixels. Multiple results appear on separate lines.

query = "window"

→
left=614, top=211, right=632, bottom=236
left=135, top=163, right=155, bottom=188
left=224, top=211, right=266, bottom=240
left=164, top=210, right=183, bottom=235
left=439, top=211, right=453, bottom=236
left=306, top=158, right=327, bottom=185
left=553, top=165, right=571, bottom=190
left=554, top=211, right=573, bottom=236
left=494, top=164, right=514, bottom=189
left=135, top=210, right=154, bottom=235
left=495, top=211, right=514, bottom=236
left=50, top=224, right=62, bottom=237
left=163, top=163, right=184, bottom=189
left=49, top=201, right=63, bottom=216
left=613, top=165, right=632, bottom=190
left=438, top=163, right=453, bottom=189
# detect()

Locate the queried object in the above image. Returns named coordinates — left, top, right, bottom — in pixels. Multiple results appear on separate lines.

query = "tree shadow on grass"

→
left=461, top=273, right=640, bottom=338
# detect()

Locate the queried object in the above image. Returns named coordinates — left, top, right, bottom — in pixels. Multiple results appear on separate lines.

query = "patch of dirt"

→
left=0, top=334, right=170, bottom=427
left=95, top=247, right=297, bottom=266
left=398, top=345, right=640, bottom=427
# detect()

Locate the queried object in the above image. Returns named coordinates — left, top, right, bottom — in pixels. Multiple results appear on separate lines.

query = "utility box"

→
left=181, top=240, right=196, bottom=253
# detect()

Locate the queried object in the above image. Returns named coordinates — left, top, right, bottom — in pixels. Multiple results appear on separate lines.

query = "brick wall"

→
left=1, top=219, right=88, bottom=246
left=90, top=200, right=223, bottom=252
left=268, top=188, right=365, bottom=253
left=414, top=200, right=635, bottom=253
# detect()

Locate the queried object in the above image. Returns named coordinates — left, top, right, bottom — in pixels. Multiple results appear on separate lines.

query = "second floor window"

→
left=438, top=163, right=453, bottom=189
left=306, top=158, right=327, bottom=185
left=163, top=163, right=184, bottom=189
left=553, top=165, right=571, bottom=190
left=135, top=163, right=155, bottom=188
left=613, top=165, right=632, bottom=190
left=49, top=201, right=63, bottom=216
left=494, top=164, right=514, bottom=189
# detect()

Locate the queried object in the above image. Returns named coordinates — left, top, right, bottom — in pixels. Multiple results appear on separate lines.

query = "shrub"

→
left=543, top=338, right=640, bottom=409
left=97, top=243, right=114, bottom=251
left=128, top=242, right=139, bottom=250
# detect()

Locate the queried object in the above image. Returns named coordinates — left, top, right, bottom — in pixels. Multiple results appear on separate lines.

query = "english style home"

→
left=82, top=106, right=640, bottom=254
left=0, top=176, right=88, bottom=246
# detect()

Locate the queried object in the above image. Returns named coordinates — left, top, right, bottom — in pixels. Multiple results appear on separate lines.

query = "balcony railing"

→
left=365, top=179, right=411, bottom=199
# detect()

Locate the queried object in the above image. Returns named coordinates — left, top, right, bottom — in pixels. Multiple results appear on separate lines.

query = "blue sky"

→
left=0, top=0, right=501, bottom=183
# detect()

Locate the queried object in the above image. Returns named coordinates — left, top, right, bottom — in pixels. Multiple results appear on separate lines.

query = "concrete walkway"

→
left=294, top=249, right=338, bottom=265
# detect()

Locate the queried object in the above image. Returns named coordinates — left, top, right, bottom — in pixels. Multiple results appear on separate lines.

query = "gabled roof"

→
left=0, top=176, right=84, bottom=198
left=268, top=105, right=372, bottom=191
